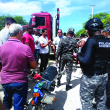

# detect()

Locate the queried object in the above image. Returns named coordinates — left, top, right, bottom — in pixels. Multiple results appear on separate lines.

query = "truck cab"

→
left=28, top=8, right=60, bottom=41
left=29, top=12, right=52, bottom=40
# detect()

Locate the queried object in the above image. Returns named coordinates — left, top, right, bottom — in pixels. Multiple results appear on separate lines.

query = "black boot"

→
left=106, top=98, right=110, bottom=109
left=66, top=84, right=72, bottom=91
left=92, top=103, right=96, bottom=108
left=57, top=80, right=61, bottom=87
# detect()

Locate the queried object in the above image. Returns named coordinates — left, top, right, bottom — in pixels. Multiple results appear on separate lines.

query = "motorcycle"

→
left=24, top=63, right=58, bottom=110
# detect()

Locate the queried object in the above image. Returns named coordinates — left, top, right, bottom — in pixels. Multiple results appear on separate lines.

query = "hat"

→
left=80, top=34, right=85, bottom=37
left=103, top=26, right=110, bottom=33
left=67, top=28, right=74, bottom=34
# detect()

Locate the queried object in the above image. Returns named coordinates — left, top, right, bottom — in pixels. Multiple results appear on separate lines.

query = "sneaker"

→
left=66, top=85, right=72, bottom=91
left=92, top=103, right=96, bottom=108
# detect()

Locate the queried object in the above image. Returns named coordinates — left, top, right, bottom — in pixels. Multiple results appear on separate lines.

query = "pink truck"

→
left=28, top=8, right=60, bottom=40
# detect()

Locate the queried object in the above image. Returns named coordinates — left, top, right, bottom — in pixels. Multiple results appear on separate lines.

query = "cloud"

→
left=0, top=1, right=42, bottom=16
left=41, top=0, right=83, bottom=17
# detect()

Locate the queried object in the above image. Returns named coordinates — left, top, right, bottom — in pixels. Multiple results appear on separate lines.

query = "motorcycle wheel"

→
left=32, top=106, right=36, bottom=110
left=32, top=105, right=46, bottom=110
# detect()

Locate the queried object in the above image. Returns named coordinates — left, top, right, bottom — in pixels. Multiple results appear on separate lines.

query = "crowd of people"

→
left=0, top=16, right=110, bottom=110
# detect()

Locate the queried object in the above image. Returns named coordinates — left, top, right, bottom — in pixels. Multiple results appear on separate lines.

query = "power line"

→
left=90, top=5, right=96, bottom=18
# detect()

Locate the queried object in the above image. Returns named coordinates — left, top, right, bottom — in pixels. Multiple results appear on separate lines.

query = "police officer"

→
left=102, top=26, right=110, bottom=38
left=77, top=18, right=110, bottom=110
left=102, top=26, right=110, bottom=109
left=56, top=28, right=77, bottom=91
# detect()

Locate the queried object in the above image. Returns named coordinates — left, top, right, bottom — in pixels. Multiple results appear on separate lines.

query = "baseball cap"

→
left=103, top=26, right=110, bottom=33
left=67, top=28, right=74, bottom=34
left=80, top=34, right=85, bottom=37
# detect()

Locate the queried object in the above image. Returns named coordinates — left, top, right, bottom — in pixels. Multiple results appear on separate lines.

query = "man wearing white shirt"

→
left=53, top=29, right=65, bottom=56
left=38, top=28, right=52, bottom=72
left=33, top=28, right=40, bottom=64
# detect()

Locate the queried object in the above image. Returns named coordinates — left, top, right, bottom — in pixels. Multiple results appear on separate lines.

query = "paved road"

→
left=46, top=66, right=82, bottom=110
left=0, top=65, right=109, bottom=110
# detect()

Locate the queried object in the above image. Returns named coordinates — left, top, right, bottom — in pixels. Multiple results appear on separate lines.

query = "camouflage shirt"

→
left=56, top=36, right=77, bottom=60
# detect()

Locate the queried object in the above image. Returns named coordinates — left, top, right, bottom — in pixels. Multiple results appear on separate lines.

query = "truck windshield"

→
left=36, top=17, right=45, bottom=26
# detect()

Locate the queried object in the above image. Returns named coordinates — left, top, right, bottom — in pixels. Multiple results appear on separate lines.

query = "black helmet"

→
left=85, top=18, right=103, bottom=31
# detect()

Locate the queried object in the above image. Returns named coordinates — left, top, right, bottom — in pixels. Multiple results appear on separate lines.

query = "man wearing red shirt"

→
left=22, top=26, right=35, bottom=54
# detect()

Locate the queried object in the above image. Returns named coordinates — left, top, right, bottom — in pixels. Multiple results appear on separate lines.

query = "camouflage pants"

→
left=58, top=55, right=73, bottom=85
left=80, top=73, right=108, bottom=110
left=106, top=74, right=110, bottom=98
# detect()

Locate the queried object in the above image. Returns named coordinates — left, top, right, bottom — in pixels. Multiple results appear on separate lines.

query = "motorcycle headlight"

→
left=41, top=93, right=55, bottom=104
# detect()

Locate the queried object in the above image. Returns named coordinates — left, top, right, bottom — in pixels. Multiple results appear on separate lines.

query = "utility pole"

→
left=90, top=5, right=96, bottom=18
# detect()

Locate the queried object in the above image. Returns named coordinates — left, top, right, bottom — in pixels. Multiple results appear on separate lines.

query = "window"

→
left=36, top=17, right=45, bottom=26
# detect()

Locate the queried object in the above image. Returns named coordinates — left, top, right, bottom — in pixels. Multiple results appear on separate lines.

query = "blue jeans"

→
left=2, top=82, right=28, bottom=110
left=34, top=49, right=40, bottom=64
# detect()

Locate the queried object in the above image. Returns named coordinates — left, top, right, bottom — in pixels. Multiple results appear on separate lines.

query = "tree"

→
left=76, top=12, right=110, bottom=37
left=90, top=12, right=110, bottom=28
left=14, top=16, right=28, bottom=26
left=76, top=29, right=86, bottom=37
left=89, top=12, right=109, bottom=20
left=102, top=14, right=110, bottom=28
left=0, top=15, right=28, bottom=30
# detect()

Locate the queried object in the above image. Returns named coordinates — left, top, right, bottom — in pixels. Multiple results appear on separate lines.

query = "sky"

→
left=0, top=0, right=110, bottom=33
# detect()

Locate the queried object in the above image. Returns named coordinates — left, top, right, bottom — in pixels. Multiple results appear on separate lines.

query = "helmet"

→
left=85, top=18, right=103, bottom=31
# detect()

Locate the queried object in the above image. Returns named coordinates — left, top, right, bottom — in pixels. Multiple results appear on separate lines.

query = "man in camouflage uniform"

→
left=77, top=18, right=109, bottom=110
left=102, top=26, right=110, bottom=109
left=56, top=28, right=77, bottom=91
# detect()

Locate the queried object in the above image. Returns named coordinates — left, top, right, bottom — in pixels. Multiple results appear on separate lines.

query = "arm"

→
left=22, top=35, right=30, bottom=46
left=25, top=43, right=29, bottom=46
left=26, top=47, right=37, bottom=69
left=78, top=40, right=85, bottom=47
left=40, top=43, right=49, bottom=48
left=40, top=38, right=51, bottom=48
left=29, top=60, right=37, bottom=69
left=53, top=44, right=56, bottom=56
left=77, top=39, right=96, bottom=65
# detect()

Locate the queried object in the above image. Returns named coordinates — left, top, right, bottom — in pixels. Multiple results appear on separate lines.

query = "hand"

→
left=48, top=40, right=51, bottom=44
left=76, top=45, right=79, bottom=48
left=36, top=40, right=38, bottom=44
left=51, top=41, right=53, bottom=45
left=55, top=60, right=57, bottom=64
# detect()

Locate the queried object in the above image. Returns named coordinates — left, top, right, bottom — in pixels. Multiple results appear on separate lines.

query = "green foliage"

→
left=76, top=29, right=86, bottom=37
left=102, top=14, right=110, bottom=28
left=14, top=16, right=28, bottom=25
left=76, top=12, right=110, bottom=37
left=89, top=12, right=109, bottom=20
left=0, top=15, right=28, bottom=30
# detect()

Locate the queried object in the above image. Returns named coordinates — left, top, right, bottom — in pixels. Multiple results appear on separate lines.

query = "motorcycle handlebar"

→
left=24, top=69, right=32, bottom=74
left=24, top=69, right=41, bottom=80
